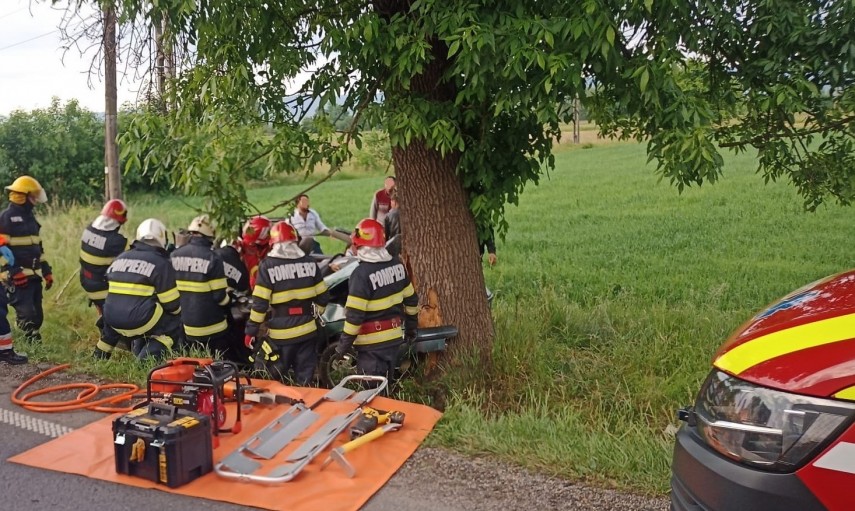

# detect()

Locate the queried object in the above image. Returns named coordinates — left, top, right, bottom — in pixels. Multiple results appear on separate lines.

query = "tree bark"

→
left=376, top=0, right=494, bottom=365
left=104, top=3, right=122, bottom=200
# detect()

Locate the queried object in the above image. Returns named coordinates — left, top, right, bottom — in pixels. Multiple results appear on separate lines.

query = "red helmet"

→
left=351, top=218, right=385, bottom=248
left=242, top=216, right=271, bottom=246
left=269, top=221, right=298, bottom=245
left=101, top=199, right=128, bottom=224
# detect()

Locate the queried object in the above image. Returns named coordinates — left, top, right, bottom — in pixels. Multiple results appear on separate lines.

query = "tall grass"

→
left=15, top=141, right=855, bottom=493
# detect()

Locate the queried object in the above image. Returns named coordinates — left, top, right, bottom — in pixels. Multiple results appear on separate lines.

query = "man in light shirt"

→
left=290, top=194, right=350, bottom=254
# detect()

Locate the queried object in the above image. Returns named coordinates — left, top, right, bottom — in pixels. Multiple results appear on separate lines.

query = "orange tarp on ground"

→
left=9, top=380, right=442, bottom=511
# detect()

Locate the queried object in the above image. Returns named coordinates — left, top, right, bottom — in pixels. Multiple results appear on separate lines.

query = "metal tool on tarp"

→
left=215, top=374, right=387, bottom=483
left=321, top=422, right=403, bottom=477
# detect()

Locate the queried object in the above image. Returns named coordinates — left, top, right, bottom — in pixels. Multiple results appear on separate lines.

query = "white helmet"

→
left=187, top=214, right=215, bottom=238
left=136, top=218, right=168, bottom=248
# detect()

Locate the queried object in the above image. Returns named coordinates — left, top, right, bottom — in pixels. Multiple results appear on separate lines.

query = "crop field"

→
left=20, top=140, right=855, bottom=493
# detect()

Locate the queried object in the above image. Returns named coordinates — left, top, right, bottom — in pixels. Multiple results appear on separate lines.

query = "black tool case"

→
left=113, top=403, right=213, bottom=488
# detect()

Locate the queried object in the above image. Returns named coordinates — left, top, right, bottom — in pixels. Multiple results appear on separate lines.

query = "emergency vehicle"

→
left=671, top=270, right=855, bottom=511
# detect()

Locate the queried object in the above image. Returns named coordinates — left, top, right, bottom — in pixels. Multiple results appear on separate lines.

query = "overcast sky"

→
left=0, top=0, right=141, bottom=115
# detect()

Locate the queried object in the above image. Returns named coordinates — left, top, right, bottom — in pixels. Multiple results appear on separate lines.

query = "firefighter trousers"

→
left=267, top=338, right=317, bottom=386
left=8, top=278, right=43, bottom=341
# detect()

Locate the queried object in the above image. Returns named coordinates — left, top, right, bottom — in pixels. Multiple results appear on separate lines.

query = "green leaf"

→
left=640, top=68, right=650, bottom=93
left=606, top=26, right=615, bottom=46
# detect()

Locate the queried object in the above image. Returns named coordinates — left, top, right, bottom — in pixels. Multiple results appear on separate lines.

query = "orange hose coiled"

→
left=11, top=363, right=141, bottom=413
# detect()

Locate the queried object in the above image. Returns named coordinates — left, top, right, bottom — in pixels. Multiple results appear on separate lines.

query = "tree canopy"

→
left=99, top=0, right=855, bottom=354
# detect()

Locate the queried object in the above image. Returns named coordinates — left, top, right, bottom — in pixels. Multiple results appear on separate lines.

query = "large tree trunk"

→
left=395, top=142, right=495, bottom=364
left=376, top=0, right=494, bottom=364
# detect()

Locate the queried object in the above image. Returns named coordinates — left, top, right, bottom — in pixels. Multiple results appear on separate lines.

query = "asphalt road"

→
left=0, top=363, right=669, bottom=511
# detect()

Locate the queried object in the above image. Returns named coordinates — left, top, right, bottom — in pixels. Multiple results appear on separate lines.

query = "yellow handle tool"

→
left=321, top=423, right=402, bottom=477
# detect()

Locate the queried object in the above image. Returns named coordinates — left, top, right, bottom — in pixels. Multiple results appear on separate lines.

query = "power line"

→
left=0, top=30, right=56, bottom=52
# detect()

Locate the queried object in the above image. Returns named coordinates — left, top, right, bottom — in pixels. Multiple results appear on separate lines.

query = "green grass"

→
left=19, top=141, right=855, bottom=494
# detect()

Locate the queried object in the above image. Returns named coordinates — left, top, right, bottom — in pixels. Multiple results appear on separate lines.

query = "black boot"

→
left=0, top=348, right=28, bottom=365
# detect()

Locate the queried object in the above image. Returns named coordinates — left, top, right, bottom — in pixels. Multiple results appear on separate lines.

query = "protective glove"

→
left=244, top=334, right=255, bottom=349
left=11, top=270, right=28, bottom=288
left=92, top=348, right=112, bottom=360
left=43, top=273, right=54, bottom=290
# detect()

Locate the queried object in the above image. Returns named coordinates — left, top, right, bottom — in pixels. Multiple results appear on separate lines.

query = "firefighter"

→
left=80, top=199, right=129, bottom=352
left=245, top=221, right=329, bottom=385
left=335, top=218, right=419, bottom=384
left=235, top=215, right=271, bottom=290
left=96, top=218, right=182, bottom=360
left=0, top=176, right=52, bottom=342
left=0, top=239, right=26, bottom=364
left=215, top=241, right=252, bottom=363
left=171, top=214, right=231, bottom=354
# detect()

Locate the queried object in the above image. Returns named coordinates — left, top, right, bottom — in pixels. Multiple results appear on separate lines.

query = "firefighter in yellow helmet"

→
left=0, top=176, right=52, bottom=344
left=170, top=214, right=231, bottom=354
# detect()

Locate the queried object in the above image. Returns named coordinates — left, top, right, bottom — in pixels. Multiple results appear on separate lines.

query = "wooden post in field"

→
left=104, top=2, right=122, bottom=200
left=573, top=96, right=581, bottom=144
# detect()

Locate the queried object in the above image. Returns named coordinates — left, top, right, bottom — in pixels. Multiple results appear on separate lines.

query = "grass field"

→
left=15, top=140, right=855, bottom=494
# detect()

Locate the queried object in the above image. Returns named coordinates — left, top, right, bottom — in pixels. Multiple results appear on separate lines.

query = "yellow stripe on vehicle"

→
left=267, top=320, right=317, bottom=340
left=108, top=281, right=154, bottom=296
left=354, top=327, right=403, bottom=346
left=345, top=290, right=405, bottom=312
left=80, top=250, right=115, bottom=266
left=112, top=306, right=163, bottom=337
left=834, top=386, right=855, bottom=402
left=714, top=312, right=855, bottom=375
left=184, top=320, right=228, bottom=337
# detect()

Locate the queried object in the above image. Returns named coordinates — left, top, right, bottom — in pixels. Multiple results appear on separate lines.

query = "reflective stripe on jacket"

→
left=0, top=202, right=50, bottom=277
left=171, top=237, right=229, bottom=337
left=79, top=223, right=127, bottom=301
left=339, top=257, right=419, bottom=350
left=104, top=241, right=180, bottom=334
left=246, top=255, right=330, bottom=343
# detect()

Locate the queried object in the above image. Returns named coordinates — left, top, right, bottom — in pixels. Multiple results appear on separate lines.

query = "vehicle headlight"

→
left=693, top=370, right=855, bottom=472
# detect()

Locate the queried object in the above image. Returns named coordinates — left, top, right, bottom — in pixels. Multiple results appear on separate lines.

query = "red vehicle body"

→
left=671, top=270, right=855, bottom=511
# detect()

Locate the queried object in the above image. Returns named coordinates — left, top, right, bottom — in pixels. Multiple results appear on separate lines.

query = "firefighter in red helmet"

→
left=336, top=218, right=419, bottom=386
left=245, top=221, right=329, bottom=385
left=234, top=215, right=271, bottom=290
left=81, top=199, right=130, bottom=358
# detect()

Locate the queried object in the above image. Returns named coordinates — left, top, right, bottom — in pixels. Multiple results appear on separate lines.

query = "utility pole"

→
left=155, top=17, right=174, bottom=111
left=104, top=2, right=122, bottom=200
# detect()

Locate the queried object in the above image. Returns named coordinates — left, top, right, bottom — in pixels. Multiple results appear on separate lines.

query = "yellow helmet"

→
left=5, top=176, right=47, bottom=204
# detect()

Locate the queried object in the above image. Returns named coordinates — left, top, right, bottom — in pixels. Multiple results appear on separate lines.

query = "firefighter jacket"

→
left=0, top=202, right=50, bottom=279
left=104, top=241, right=181, bottom=339
left=236, top=241, right=269, bottom=290
left=79, top=223, right=128, bottom=301
left=170, top=237, right=229, bottom=338
left=339, top=256, right=419, bottom=352
left=216, top=245, right=250, bottom=294
left=246, top=254, right=330, bottom=344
